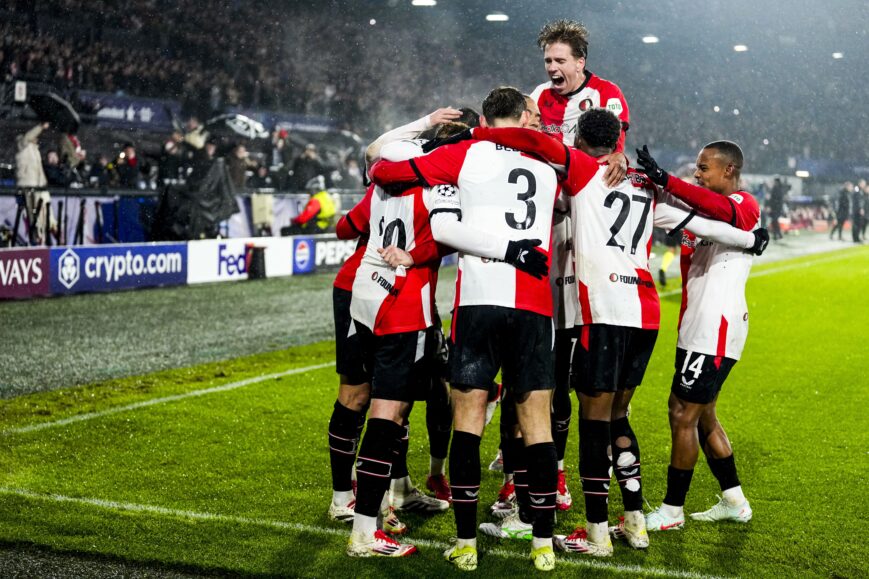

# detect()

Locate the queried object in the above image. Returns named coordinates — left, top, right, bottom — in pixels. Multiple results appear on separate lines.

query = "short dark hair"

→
left=482, top=87, right=527, bottom=125
left=538, top=19, right=589, bottom=59
left=458, top=107, right=481, bottom=128
left=703, top=140, right=744, bottom=173
left=577, top=108, right=621, bottom=151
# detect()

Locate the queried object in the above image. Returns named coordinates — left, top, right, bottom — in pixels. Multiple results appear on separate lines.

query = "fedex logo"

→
left=218, top=244, right=247, bottom=276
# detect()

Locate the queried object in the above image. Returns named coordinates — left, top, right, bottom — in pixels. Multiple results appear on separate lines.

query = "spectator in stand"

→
left=15, top=122, right=54, bottom=243
left=248, top=165, right=274, bottom=189
left=43, top=150, right=71, bottom=187
left=59, top=133, right=86, bottom=182
left=830, top=183, right=851, bottom=241
left=88, top=154, right=111, bottom=188
left=158, top=138, right=184, bottom=186
left=227, top=143, right=257, bottom=190
left=283, top=175, right=336, bottom=234
left=115, top=143, right=140, bottom=188
left=341, top=157, right=364, bottom=190
left=290, top=144, right=327, bottom=191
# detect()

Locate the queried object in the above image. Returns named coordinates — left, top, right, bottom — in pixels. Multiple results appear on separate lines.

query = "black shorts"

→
left=370, top=327, right=439, bottom=403
left=555, top=327, right=580, bottom=389
left=334, top=287, right=373, bottom=385
left=670, top=348, right=737, bottom=404
left=410, top=317, right=450, bottom=402
left=571, top=324, right=658, bottom=394
left=449, top=305, right=554, bottom=396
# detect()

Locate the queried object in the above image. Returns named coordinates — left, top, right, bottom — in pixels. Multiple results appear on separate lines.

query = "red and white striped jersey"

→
left=570, top=168, right=661, bottom=329
left=371, top=139, right=559, bottom=317
left=350, top=142, right=442, bottom=336
left=673, top=187, right=761, bottom=360
left=550, top=197, right=578, bottom=330
left=531, top=72, right=629, bottom=152
left=467, top=127, right=760, bottom=336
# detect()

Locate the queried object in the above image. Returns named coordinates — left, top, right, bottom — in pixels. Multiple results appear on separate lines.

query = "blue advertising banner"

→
left=77, top=91, right=182, bottom=130
left=292, top=237, right=315, bottom=274
left=50, top=243, right=187, bottom=295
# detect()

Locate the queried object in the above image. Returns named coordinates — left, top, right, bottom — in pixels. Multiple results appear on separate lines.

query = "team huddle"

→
left=325, top=19, right=770, bottom=572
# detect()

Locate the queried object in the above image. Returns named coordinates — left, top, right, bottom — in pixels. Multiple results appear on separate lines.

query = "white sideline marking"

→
left=658, top=250, right=858, bottom=298
left=0, top=487, right=728, bottom=579
left=2, top=362, right=335, bottom=436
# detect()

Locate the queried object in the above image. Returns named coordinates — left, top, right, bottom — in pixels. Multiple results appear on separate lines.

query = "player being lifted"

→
left=472, top=108, right=768, bottom=556
left=371, top=87, right=560, bottom=572
left=531, top=21, right=630, bottom=510
left=635, top=143, right=765, bottom=531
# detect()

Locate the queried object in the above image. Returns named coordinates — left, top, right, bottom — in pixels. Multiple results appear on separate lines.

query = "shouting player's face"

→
left=543, top=42, right=586, bottom=95
left=694, top=149, right=735, bottom=194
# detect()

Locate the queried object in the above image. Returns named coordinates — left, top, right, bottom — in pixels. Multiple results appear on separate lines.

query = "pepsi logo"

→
left=295, top=239, right=311, bottom=270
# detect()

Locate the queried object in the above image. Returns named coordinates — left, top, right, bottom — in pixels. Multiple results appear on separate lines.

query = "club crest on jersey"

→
left=579, top=98, right=594, bottom=112
left=729, top=193, right=744, bottom=204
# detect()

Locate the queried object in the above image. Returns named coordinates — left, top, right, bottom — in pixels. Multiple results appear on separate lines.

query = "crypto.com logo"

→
left=58, top=248, right=80, bottom=289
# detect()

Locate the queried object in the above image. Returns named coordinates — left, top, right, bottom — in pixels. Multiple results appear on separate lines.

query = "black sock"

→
left=449, top=430, right=481, bottom=540
left=510, top=437, right=532, bottom=524
left=552, top=384, right=572, bottom=463
left=500, top=393, right=517, bottom=475
left=426, top=394, right=452, bottom=461
left=328, top=401, right=364, bottom=492
left=391, top=423, right=409, bottom=480
left=707, top=454, right=741, bottom=492
left=663, top=466, right=694, bottom=507
left=579, top=418, right=611, bottom=524
left=354, top=418, right=403, bottom=517
left=526, top=442, right=557, bottom=538
left=611, top=417, right=642, bottom=511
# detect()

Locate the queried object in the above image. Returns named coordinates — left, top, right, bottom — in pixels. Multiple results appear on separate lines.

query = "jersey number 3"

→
left=604, top=191, right=652, bottom=255
left=505, top=168, right=537, bottom=230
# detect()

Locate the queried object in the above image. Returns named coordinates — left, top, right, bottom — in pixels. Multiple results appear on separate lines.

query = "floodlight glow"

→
left=795, top=170, right=810, bottom=178
left=763, top=138, right=769, bottom=145
left=369, top=18, right=376, bottom=25
left=486, top=13, right=509, bottom=21
left=713, top=105, right=720, bottom=112
left=412, top=0, right=437, bottom=6
left=733, top=108, right=740, bottom=115
left=642, top=36, right=659, bottom=44
left=733, top=44, right=748, bottom=52
left=832, top=52, right=844, bottom=59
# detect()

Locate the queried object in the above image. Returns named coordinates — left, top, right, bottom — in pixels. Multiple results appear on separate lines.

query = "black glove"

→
left=505, top=239, right=548, bottom=279
left=422, top=128, right=473, bottom=153
left=750, top=228, right=770, bottom=256
left=635, top=145, right=669, bottom=188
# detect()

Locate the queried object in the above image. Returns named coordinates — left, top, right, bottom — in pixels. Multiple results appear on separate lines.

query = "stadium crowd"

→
left=3, top=0, right=865, bottom=172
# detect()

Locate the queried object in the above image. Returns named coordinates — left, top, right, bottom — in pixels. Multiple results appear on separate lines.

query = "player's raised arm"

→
left=364, top=107, right=462, bottom=167
left=654, top=192, right=769, bottom=256
left=636, top=144, right=759, bottom=231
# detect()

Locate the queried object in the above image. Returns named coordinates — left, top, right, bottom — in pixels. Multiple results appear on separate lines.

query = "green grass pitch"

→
left=0, top=246, right=867, bottom=577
